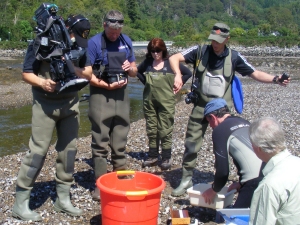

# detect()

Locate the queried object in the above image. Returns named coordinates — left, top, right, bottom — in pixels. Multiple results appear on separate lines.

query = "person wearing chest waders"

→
left=11, top=5, right=92, bottom=221
left=169, top=22, right=290, bottom=197
left=137, top=38, right=192, bottom=170
left=87, top=10, right=137, bottom=201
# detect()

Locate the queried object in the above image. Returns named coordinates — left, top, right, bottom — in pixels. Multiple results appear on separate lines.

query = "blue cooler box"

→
left=215, top=208, right=250, bottom=224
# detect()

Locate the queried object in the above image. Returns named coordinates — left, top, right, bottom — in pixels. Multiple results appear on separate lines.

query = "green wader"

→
left=17, top=68, right=80, bottom=190
left=172, top=48, right=234, bottom=196
left=143, top=71, right=175, bottom=159
left=89, top=85, right=130, bottom=180
left=13, top=57, right=82, bottom=221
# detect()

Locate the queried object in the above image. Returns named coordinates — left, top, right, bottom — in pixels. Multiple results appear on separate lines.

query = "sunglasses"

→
left=213, top=26, right=229, bottom=33
left=151, top=49, right=162, bottom=53
left=107, top=19, right=124, bottom=24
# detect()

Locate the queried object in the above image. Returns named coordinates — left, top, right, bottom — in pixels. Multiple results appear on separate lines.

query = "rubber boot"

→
left=142, top=147, right=159, bottom=167
left=91, top=186, right=100, bottom=201
left=171, top=168, right=193, bottom=196
left=53, top=184, right=83, bottom=216
left=12, top=186, right=42, bottom=221
left=91, top=157, right=107, bottom=201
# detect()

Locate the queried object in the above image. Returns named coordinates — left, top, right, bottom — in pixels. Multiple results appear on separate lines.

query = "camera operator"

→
left=169, top=22, right=290, bottom=197
left=12, top=11, right=92, bottom=221
left=87, top=10, right=137, bottom=201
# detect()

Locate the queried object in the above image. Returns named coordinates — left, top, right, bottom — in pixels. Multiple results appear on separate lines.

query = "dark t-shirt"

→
left=181, top=45, right=255, bottom=76
left=137, top=58, right=192, bottom=85
left=23, top=41, right=91, bottom=73
left=212, top=116, right=265, bottom=192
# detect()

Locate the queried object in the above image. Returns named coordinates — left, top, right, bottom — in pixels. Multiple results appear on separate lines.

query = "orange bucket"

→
left=96, top=170, right=166, bottom=225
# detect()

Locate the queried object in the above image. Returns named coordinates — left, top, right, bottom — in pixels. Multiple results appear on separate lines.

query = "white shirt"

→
left=249, top=149, right=300, bottom=225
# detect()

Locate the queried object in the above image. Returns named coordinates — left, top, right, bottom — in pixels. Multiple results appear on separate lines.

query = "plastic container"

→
left=96, top=170, right=166, bottom=225
left=187, top=183, right=236, bottom=209
left=215, top=208, right=250, bottom=224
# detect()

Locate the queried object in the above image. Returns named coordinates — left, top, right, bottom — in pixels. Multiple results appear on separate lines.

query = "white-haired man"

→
left=249, top=117, right=300, bottom=224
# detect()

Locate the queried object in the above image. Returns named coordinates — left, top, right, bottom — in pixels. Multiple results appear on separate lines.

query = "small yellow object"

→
left=170, top=207, right=191, bottom=225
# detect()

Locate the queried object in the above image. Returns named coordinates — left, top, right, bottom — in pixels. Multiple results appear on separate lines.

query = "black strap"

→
left=190, top=45, right=208, bottom=91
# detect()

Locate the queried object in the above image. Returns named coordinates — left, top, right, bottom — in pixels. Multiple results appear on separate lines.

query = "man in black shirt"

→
left=12, top=12, right=92, bottom=221
left=169, top=22, right=290, bottom=196
left=201, top=98, right=264, bottom=208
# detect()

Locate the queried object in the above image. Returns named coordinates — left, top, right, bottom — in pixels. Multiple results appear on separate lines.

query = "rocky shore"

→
left=1, top=45, right=300, bottom=58
left=1, top=48, right=300, bottom=224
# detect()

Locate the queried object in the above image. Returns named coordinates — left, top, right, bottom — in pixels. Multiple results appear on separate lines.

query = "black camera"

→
left=278, top=72, right=290, bottom=83
left=185, top=81, right=199, bottom=104
left=185, top=91, right=199, bottom=104
left=33, top=3, right=89, bottom=93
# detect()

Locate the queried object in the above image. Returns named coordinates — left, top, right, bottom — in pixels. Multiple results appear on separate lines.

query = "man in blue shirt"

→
left=87, top=10, right=137, bottom=201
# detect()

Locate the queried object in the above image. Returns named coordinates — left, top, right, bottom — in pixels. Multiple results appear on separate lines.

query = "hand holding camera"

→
left=278, top=72, right=290, bottom=83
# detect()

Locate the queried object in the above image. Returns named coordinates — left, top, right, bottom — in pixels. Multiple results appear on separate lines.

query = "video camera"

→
left=33, top=3, right=89, bottom=93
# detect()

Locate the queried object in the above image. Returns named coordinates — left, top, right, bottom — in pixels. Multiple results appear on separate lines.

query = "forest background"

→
left=0, top=0, right=300, bottom=49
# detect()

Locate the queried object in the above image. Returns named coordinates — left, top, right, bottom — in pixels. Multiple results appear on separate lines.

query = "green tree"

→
left=258, top=23, right=271, bottom=36
left=230, top=27, right=246, bottom=37
left=12, top=20, right=32, bottom=41
left=266, top=7, right=294, bottom=30
left=247, top=28, right=259, bottom=37
left=127, top=0, right=139, bottom=23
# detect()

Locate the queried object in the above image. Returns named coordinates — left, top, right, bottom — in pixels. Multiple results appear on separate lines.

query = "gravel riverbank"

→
left=1, top=77, right=300, bottom=225
left=0, top=48, right=300, bottom=224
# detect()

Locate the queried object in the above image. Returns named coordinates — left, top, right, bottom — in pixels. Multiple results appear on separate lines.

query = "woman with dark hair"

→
left=137, top=38, right=192, bottom=170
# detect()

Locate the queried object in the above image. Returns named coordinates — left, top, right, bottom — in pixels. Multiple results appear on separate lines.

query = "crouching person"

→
left=201, top=98, right=265, bottom=208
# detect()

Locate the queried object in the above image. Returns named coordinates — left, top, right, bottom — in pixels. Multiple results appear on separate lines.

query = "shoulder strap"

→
left=101, top=33, right=106, bottom=51
left=193, top=44, right=207, bottom=70
left=190, top=45, right=208, bottom=91
left=119, top=33, right=133, bottom=59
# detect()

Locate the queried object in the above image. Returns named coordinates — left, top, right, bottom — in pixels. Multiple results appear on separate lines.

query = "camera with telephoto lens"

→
left=33, top=3, right=88, bottom=93
left=185, top=82, right=199, bottom=104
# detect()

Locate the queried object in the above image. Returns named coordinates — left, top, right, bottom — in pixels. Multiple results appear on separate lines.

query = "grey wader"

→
left=12, top=186, right=42, bottom=221
left=172, top=47, right=234, bottom=196
left=53, top=184, right=83, bottom=216
left=13, top=84, right=82, bottom=218
left=89, top=50, right=130, bottom=200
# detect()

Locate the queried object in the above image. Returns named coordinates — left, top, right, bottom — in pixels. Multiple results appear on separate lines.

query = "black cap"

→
left=65, top=14, right=90, bottom=48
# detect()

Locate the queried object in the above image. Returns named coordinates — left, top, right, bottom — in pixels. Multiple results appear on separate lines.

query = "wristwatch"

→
left=272, top=75, right=279, bottom=84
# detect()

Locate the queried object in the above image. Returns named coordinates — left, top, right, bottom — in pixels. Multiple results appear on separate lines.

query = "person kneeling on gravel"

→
left=201, top=98, right=264, bottom=208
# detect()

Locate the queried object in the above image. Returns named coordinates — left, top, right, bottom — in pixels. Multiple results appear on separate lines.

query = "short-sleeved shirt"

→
left=181, top=45, right=255, bottom=76
left=23, top=41, right=91, bottom=73
left=212, top=116, right=264, bottom=192
left=88, top=32, right=135, bottom=66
